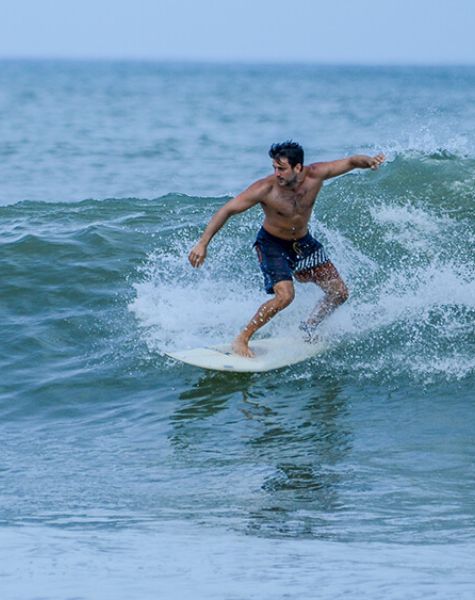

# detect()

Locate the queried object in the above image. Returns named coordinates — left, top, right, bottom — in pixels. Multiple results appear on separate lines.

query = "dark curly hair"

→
left=268, top=140, right=304, bottom=168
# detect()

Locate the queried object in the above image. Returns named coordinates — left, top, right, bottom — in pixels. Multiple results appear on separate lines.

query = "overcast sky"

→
left=1, top=0, right=474, bottom=65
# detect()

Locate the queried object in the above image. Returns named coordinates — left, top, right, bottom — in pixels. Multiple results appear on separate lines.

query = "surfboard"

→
left=165, top=335, right=325, bottom=373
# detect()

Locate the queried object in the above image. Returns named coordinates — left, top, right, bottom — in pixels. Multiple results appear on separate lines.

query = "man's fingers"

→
left=188, top=251, right=204, bottom=268
left=370, top=153, right=385, bottom=169
left=188, top=243, right=207, bottom=268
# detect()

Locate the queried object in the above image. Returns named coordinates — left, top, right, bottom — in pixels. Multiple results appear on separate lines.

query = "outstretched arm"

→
left=188, top=181, right=265, bottom=268
left=311, top=153, right=385, bottom=180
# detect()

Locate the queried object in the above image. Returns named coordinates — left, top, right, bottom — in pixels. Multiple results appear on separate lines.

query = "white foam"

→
left=381, top=124, right=473, bottom=159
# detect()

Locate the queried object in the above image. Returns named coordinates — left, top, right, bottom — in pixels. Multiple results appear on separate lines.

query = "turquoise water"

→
left=1, top=61, right=474, bottom=599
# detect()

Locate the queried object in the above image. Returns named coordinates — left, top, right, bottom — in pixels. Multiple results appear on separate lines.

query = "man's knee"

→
left=332, top=283, right=349, bottom=305
left=273, top=282, right=295, bottom=309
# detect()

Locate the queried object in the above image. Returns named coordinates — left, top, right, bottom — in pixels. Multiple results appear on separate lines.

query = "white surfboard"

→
left=165, top=335, right=325, bottom=373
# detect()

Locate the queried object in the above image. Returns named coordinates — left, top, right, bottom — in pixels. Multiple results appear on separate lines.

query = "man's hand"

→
left=357, top=153, right=385, bottom=170
left=188, top=241, right=207, bottom=268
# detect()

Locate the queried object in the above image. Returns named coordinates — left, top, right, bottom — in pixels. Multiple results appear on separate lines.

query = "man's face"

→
left=272, top=157, right=301, bottom=187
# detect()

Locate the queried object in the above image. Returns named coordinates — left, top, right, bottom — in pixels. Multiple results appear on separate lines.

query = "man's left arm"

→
left=311, top=153, right=385, bottom=180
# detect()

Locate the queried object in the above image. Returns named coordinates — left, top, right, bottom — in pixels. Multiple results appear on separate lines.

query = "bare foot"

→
left=232, top=335, right=255, bottom=358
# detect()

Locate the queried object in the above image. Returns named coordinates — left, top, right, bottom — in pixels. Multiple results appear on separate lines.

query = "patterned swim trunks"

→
left=254, top=226, right=330, bottom=294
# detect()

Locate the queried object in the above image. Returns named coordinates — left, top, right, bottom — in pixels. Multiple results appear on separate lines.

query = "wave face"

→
left=128, top=152, right=475, bottom=383
left=2, top=152, right=472, bottom=392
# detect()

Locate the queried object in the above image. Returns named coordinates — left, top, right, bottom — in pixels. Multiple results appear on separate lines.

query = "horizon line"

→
left=0, top=55, right=474, bottom=69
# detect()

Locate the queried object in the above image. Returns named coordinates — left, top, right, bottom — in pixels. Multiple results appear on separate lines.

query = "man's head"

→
left=269, top=140, right=304, bottom=186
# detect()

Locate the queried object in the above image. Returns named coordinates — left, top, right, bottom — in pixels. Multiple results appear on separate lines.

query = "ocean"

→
left=1, top=60, right=474, bottom=599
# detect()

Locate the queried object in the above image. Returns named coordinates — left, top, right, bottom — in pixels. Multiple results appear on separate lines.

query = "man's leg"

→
left=232, top=280, right=295, bottom=357
left=295, top=261, right=349, bottom=331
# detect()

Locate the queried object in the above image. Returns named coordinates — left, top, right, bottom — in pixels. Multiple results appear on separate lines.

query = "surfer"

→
left=189, top=141, right=385, bottom=357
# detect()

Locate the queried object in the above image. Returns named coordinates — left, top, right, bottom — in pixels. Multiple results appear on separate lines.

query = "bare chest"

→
left=266, top=185, right=319, bottom=218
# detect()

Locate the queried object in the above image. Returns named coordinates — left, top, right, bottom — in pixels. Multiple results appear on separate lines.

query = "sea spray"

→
left=128, top=154, right=475, bottom=382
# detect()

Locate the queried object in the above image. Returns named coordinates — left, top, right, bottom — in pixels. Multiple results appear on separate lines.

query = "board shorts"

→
left=254, top=227, right=330, bottom=294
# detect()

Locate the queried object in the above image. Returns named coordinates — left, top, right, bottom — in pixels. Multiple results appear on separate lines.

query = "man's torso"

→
left=259, top=166, right=324, bottom=240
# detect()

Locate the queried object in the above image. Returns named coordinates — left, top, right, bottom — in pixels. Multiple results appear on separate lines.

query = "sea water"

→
left=1, top=60, right=474, bottom=599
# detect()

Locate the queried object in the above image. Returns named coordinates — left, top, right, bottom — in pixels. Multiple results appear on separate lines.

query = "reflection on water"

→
left=245, top=380, right=352, bottom=538
left=169, top=371, right=254, bottom=450
left=168, top=370, right=352, bottom=538
left=173, top=371, right=254, bottom=422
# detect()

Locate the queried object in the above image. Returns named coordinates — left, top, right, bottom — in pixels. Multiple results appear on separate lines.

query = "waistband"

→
left=257, top=226, right=310, bottom=245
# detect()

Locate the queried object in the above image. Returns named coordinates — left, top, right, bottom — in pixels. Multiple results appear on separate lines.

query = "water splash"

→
left=129, top=155, right=475, bottom=382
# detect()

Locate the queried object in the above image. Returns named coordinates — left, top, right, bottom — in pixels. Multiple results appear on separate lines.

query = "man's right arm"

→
left=188, top=180, right=267, bottom=268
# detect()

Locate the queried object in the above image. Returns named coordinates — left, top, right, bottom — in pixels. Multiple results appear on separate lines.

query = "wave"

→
left=129, top=154, right=475, bottom=383
left=1, top=153, right=474, bottom=384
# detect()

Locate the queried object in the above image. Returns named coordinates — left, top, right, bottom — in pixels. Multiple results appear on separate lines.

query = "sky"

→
left=0, top=0, right=474, bottom=65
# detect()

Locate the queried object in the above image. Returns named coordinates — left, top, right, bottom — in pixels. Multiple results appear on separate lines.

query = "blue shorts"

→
left=254, top=227, right=330, bottom=294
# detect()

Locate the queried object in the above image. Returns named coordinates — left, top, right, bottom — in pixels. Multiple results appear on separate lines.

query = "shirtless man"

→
left=189, top=141, right=384, bottom=357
